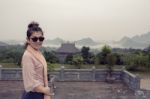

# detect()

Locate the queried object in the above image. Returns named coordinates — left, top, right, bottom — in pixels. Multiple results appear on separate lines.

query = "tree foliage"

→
left=96, top=45, right=112, bottom=64
left=72, top=54, right=83, bottom=69
left=43, top=50, right=58, bottom=63
left=81, top=46, right=95, bottom=64
left=0, top=45, right=24, bottom=66
left=122, top=52, right=150, bottom=71
left=0, top=44, right=150, bottom=71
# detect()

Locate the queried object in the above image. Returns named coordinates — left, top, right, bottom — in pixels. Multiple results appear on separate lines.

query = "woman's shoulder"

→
left=21, top=50, right=34, bottom=66
left=22, top=50, right=41, bottom=65
left=22, top=50, right=33, bottom=59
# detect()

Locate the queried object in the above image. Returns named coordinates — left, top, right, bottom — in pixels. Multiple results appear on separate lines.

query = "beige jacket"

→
left=22, top=50, right=45, bottom=92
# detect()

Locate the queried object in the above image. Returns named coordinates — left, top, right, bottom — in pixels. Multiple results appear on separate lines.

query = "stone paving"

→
left=0, top=81, right=23, bottom=99
left=0, top=81, right=135, bottom=99
left=141, top=79, right=150, bottom=90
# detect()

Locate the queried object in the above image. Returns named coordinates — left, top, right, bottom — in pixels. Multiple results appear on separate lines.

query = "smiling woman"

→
left=21, top=22, right=52, bottom=99
left=24, top=22, right=44, bottom=50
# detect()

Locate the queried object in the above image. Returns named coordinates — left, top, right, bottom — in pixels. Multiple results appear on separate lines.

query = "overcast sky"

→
left=0, top=0, right=150, bottom=41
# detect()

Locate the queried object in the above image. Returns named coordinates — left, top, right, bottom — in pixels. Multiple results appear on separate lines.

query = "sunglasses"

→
left=30, top=36, right=45, bottom=42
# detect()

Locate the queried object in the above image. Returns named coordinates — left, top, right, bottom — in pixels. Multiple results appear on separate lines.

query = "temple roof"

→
left=56, top=43, right=80, bottom=53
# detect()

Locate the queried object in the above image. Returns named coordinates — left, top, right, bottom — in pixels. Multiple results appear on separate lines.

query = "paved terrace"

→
left=0, top=81, right=135, bottom=99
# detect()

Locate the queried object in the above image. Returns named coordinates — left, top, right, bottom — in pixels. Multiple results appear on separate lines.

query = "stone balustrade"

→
left=0, top=65, right=150, bottom=99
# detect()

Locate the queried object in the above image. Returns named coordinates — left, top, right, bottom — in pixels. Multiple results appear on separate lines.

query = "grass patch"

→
left=0, top=62, right=20, bottom=68
left=47, top=63, right=61, bottom=71
left=47, top=64, right=124, bottom=70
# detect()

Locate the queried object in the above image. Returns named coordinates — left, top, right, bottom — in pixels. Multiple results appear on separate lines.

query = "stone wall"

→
left=53, top=67, right=122, bottom=82
left=122, top=70, right=150, bottom=99
left=0, top=68, right=22, bottom=80
left=122, top=70, right=140, bottom=91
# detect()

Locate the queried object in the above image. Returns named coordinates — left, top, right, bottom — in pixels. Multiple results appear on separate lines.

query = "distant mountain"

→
left=44, top=37, right=64, bottom=45
left=3, top=37, right=99, bottom=47
left=0, top=41, right=8, bottom=46
left=132, top=32, right=150, bottom=44
left=44, top=37, right=99, bottom=46
left=4, top=40, right=24, bottom=45
left=119, top=36, right=131, bottom=44
left=3, top=31, right=150, bottom=49
left=118, top=32, right=150, bottom=49
left=75, top=38, right=99, bottom=46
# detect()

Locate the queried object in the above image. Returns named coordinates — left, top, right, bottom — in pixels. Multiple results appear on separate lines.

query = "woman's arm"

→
left=34, top=85, right=51, bottom=96
left=43, top=64, right=51, bottom=99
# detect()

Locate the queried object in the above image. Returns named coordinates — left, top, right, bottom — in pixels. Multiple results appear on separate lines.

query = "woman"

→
left=21, top=22, right=52, bottom=99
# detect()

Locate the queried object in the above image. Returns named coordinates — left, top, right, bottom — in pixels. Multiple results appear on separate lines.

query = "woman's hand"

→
left=44, top=87, right=55, bottom=96
left=44, top=87, right=52, bottom=99
left=44, top=87, right=51, bottom=95
left=44, top=95, right=51, bottom=99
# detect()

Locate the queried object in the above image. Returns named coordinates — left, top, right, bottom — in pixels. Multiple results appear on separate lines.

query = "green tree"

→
left=72, top=54, right=83, bottom=69
left=95, top=52, right=102, bottom=65
left=122, top=52, right=149, bottom=71
left=43, top=50, right=58, bottom=63
left=81, top=46, right=90, bottom=64
left=113, top=53, right=123, bottom=65
left=88, top=53, right=95, bottom=64
left=106, top=54, right=116, bottom=76
left=0, top=45, right=24, bottom=66
left=101, top=45, right=112, bottom=64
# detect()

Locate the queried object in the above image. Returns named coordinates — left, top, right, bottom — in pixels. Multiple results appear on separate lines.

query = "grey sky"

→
left=0, top=0, right=150, bottom=41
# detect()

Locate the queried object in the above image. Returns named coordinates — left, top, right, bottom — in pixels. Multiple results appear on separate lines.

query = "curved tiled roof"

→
left=56, top=43, right=80, bottom=53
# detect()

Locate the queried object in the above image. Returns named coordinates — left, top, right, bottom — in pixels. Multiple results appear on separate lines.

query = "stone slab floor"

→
left=0, top=81, right=135, bottom=99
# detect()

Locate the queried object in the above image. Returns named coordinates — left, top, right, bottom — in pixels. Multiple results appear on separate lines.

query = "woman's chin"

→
left=33, top=46, right=41, bottom=50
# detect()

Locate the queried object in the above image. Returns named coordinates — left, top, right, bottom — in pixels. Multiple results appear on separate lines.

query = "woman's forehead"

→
left=31, top=32, right=43, bottom=37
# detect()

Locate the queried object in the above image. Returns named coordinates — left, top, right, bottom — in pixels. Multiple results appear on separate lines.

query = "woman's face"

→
left=27, top=32, right=44, bottom=50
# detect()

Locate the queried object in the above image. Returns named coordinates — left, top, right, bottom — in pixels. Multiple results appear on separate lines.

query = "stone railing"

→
left=53, top=66, right=122, bottom=82
left=1, top=65, right=150, bottom=98
left=0, top=67, right=22, bottom=80
left=122, top=70, right=150, bottom=99
left=0, top=66, right=140, bottom=88
left=135, top=90, right=150, bottom=99
left=0, top=66, right=122, bottom=82
left=122, top=70, right=140, bottom=91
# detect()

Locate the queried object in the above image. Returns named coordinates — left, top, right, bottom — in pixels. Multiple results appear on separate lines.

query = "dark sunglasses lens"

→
left=31, top=37, right=44, bottom=42
left=31, top=37, right=38, bottom=42
left=39, top=37, right=45, bottom=41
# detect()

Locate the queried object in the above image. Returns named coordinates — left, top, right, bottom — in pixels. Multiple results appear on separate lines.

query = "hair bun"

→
left=28, top=21, right=39, bottom=29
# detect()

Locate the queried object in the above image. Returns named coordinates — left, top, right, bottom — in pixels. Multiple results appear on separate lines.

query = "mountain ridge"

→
left=1, top=31, right=150, bottom=49
left=118, top=31, right=150, bottom=49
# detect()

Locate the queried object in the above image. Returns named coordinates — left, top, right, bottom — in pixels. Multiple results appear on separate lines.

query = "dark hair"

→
left=25, top=21, right=44, bottom=48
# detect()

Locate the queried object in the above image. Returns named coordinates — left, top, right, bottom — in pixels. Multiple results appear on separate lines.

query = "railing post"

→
left=0, top=65, right=2, bottom=80
left=135, top=76, right=141, bottom=90
left=121, top=66, right=125, bottom=80
left=60, top=66, right=64, bottom=81
left=92, top=66, right=96, bottom=81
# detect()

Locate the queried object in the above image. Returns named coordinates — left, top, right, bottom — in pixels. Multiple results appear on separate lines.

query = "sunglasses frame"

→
left=30, top=36, right=45, bottom=42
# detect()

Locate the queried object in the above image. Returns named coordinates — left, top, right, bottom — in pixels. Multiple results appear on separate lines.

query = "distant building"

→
left=56, top=43, right=80, bottom=63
